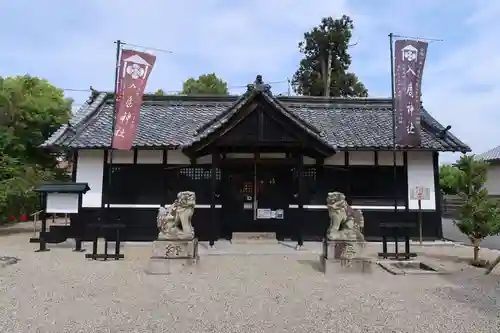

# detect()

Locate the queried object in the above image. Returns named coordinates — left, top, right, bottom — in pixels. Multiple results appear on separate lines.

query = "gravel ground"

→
left=1, top=234, right=500, bottom=333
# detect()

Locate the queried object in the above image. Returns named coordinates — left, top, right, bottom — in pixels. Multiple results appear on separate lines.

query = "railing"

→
left=30, top=210, right=69, bottom=237
left=30, top=210, right=43, bottom=238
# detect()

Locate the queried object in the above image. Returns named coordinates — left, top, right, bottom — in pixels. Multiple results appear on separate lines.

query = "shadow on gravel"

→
left=0, top=256, right=21, bottom=268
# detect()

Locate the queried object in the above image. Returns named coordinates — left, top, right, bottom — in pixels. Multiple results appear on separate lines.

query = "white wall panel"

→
left=167, top=150, right=190, bottom=164
left=485, top=164, right=500, bottom=195
left=197, top=155, right=213, bottom=164
left=324, top=153, right=345, bottom=166
left=349, top=151, right=375, bottom=165
left=108, top=150, right=134, bottom=164
left=378, top=151, right=403, bottom=166
left=76, top=150, right=104, bottom=207
left=137, top=150, right=163, bottom=164
left=407, top=151, right=436, bottom=210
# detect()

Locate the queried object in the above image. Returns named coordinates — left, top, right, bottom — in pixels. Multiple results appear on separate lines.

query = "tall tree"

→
left=181, top=73, right=229, bottom=95
left=292, top=15, right=368, bottom=97
left=0, top=75, right=72, bottom=165
left=0, top=75, right=71, bottom=222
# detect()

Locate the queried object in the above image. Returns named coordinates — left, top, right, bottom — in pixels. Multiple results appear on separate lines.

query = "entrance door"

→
left=220, top=165, right=254, bottom=239
left=255, top=165, right=293, bottom=238
left=220, top=163, right=293, bottom=239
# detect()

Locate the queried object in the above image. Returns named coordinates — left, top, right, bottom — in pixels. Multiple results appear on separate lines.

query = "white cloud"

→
left=1, top=0, right=499, bottom=161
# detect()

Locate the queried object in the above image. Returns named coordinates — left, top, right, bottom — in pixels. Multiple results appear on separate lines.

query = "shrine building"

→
left=41, top=78, right=470, bottom=244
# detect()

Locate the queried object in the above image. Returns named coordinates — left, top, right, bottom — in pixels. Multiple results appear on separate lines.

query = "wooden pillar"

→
left=403, top=151, right=409, bottom=211
left=101, top=149, right=109, bottom=208
left=296, top=153, right=304, bottom=246
left=210, top=152, right=219, bottom=247
left=315, top=156, right=325, bottom=239
left=36, top=193, right=49, bottom=252
left=433, top=152, right=443, bottom=239
left=344, top=151, right=351, bottom=205
left=162, top=149, right=168, bottom=206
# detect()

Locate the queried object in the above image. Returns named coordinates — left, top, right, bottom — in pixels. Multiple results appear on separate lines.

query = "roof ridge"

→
left=276, top=96, right=393, bottom=104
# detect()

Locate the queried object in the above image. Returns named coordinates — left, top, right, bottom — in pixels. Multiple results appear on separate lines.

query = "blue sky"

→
left=1, top=0, right=499, bottom=163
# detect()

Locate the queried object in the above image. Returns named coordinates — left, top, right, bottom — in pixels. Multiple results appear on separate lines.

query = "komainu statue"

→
left=326, top=192, right=365, bottom=252
left=157, top=191, right=196, bottom=240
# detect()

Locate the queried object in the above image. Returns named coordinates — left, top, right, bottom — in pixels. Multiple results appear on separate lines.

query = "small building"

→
left=42, top=79, right=470, bottom=243
left=476, top=146, right=500, bottom=195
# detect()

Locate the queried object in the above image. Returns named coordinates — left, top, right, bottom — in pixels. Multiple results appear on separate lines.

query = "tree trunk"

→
left=324, top=50, right=332, bottom=97
left=471, top=238, right=480, bottom=261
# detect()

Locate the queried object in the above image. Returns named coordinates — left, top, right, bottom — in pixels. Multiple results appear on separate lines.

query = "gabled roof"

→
left=476, top=146, right=500, bottom=161
left=187, top=89, right=333, bottom=154
left=43, top=90, right=471, bottom=153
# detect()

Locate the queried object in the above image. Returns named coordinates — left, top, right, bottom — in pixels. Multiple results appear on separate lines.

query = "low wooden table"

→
left=85, top=223, right=126, bottom=260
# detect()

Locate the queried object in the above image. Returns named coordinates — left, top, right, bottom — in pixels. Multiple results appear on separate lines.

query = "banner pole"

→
left=389, top=33, right=398, bottom=213
left=108, top=39, right=122, bottom=210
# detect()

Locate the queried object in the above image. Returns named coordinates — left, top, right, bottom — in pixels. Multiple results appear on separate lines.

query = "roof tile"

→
left=45, top=93, right=471, bottom=152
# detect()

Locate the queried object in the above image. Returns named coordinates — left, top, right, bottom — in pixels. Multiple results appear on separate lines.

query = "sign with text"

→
left=394, top=40, right=428, bottom=147
left=112, top=49, right=156, bottom=150
left=410, top=186, right=431, bottom=201
left=257, top=208, right=272, bottom=219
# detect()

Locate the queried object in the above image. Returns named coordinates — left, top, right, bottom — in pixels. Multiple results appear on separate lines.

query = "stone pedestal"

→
left=320, top=240, right=371, bottom=275
left=324, top=240, right=365, bottom=259
left=321, top=256, right=373, bottom=275
left=145, top=238, right=199, bottom=275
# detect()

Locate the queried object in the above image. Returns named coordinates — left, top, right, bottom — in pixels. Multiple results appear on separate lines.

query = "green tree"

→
left=439, top=164, right=463, bottom=195
left=181, top=73, right=229, bottom=95
left=0, top=75, right=71, bottom=223
left=453, top=155, right=500, bottom=263
left=153, top=89, right=165, bottom=96
left=292, top=15, right=368, bottom=97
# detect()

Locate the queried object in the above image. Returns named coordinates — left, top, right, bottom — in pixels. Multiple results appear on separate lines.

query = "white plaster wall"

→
left=108, top=150, right=134, bottom=163
left=305, top=151, right=403, bottom=166
left=226, top=153, right=254, bottom=159
left=137, top=150, right=163, bottom=164
left=324, top=152, right=345, bottom=165
left=165, top=149, right=189, bottom=164
left=76, top=148, right=437, bottom=210
left=76, top=150, right=104, bottom=207
left=378, top=151, right=404, bottom=166
left=406, top=151, right=436, bottom=210
left=349, top=151, right=374, bottom=165
left=485, top=164, right=500, bottom=195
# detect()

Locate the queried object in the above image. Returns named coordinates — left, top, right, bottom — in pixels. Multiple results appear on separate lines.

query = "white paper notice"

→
left=257, top=209, right=271, bottom=219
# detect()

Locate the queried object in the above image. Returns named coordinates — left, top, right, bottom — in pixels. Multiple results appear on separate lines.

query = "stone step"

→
left=231, top=232, right=277, bottom=243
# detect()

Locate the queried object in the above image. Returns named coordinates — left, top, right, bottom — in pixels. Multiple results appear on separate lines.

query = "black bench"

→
left=85, top=223, right=126, bottom=260
left=378, top=222, right=417, bottom=260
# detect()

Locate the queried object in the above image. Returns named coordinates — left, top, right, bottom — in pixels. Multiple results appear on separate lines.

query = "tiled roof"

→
left=476, top=146, right=500, bottom=161
left=43, top=91, right=471, bottom=152
left=189, top=89, right=332, bottom=150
